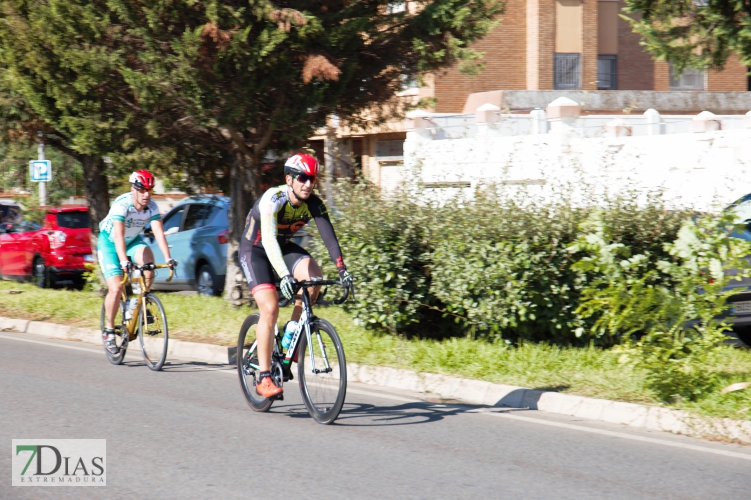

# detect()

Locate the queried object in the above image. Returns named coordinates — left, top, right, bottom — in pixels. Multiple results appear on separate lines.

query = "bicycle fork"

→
left=306, top=323, right=333, bottom=375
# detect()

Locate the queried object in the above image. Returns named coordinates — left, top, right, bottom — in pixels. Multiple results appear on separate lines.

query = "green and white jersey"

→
left=99, top=193, right=161, bottom=245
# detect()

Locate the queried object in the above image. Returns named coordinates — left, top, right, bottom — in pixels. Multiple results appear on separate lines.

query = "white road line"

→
left=474, top=410, right=751, bottom=462
left=0, top=333, right=101, bottom=354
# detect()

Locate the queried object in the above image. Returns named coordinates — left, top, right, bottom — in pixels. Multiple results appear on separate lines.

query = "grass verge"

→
left=2, top=280, right=751, bottom=421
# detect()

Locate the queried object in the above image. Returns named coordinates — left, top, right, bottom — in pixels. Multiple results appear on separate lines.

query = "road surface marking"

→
left=472, top=409, right=751, bottom=462
left=0, top=333, right=101, bottom=354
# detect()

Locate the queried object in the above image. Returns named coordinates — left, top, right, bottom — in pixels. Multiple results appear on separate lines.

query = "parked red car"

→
left=0, top=206, right=93, bottom=288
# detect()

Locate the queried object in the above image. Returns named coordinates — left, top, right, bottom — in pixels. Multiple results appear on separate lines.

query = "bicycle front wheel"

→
left=100, top=301, right=127, bottom=365
left=297, top=319, right=347, bottom=424
left=138, top=294, right=169, bottom=371
left=237, top=313, right=274, bottom=412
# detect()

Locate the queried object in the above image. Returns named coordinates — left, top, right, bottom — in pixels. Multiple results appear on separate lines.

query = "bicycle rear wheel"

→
left=100, top=301, right=127, bottom=365
left=237, top=313, right=274, bottom=412
left=138, top=294, right=168, bottom=371
left=297, top=319, right=347, bottom=424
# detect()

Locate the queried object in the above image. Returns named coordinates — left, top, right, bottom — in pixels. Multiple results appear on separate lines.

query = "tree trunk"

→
left=81, top=155, right=110, bottom=250
left=223, top=148, right=260, bottom=301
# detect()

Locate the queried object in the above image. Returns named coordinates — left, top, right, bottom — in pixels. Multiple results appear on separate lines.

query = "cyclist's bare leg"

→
left=291, top=257, right=322, bottom=322
left=104, top=275, right=124, bottom=329
left=253, top=287, right=279, bottom=372
left=134, top=246, right=156, bottom=290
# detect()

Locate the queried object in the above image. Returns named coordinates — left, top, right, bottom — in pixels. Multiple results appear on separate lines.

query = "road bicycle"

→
left=237, top=278, right=353, bottom=424
left=100, top=262, right=175, bottom=371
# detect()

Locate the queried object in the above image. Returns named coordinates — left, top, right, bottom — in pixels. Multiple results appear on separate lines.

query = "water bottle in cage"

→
left=124, top=298, right=138, bottom=320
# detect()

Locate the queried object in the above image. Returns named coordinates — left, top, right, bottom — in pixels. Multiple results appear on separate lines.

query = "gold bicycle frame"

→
left=118, top=264, right=174, bottom=340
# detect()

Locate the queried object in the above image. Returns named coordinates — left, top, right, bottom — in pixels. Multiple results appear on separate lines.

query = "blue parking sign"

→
left=30, top=160, right=51, bottom=182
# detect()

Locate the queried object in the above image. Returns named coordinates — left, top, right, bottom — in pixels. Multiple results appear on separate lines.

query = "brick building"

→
left=313, top=0, right=750, bottom=186
left=434, top=0, right=748, bottom=112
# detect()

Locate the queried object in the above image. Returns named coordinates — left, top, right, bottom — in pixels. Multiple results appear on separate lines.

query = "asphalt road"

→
left=1, top=331, right=751, bottom=499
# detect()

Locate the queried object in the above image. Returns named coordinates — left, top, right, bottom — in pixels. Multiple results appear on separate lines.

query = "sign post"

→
left=29, top=156, right=52, bottom=207
left=38, top=138, right=46, bottom=206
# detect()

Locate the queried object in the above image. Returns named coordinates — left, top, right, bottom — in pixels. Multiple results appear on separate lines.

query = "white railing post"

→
left=692, top=111, right=721, bottom=133
left=744, top=110, right=751, bottom=129
left=530, top=108, right=548, bottom=135
left=546, top=97, right=580, bottom=135
left=404, top=110, right=434, bottom=140
left=475, top=103, right=500, bottom=136
left=644, top=108, right=662, bottom=136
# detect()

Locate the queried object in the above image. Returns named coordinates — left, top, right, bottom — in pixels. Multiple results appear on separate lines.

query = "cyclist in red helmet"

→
left=97, top=170, right=177, bottom=353
left=239, top=153, right=353, bottom=398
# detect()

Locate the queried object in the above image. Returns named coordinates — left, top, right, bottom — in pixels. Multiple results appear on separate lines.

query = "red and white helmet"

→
left=129, top=170, right=156, bottom=190
left=284, top=153, right=320, bottom=177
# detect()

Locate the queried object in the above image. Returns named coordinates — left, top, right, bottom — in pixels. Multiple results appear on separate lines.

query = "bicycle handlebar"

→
left=119, top=262, right=175, bottom=286
left=277, top=278, right=353, bottom=308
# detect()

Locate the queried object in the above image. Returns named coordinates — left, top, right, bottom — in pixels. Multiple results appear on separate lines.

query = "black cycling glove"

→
left=280, top=275, right=298, bottom=301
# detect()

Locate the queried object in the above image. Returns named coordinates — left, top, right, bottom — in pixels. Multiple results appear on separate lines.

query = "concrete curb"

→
left=3, top=316, right=750, bottom=444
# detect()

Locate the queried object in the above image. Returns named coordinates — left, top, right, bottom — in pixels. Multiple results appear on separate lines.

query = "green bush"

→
left=572, top=212, right=751, bottom=401
left=309, top=178, right=694, bottom=344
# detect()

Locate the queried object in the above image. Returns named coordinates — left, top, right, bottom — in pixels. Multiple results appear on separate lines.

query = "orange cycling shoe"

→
left=256, top=376, right=283, bottom=398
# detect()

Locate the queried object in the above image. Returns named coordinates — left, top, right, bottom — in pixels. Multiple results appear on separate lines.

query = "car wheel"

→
left=197, top=264, right=219, bottom=297
left=32, top=257, right=50, bottom=288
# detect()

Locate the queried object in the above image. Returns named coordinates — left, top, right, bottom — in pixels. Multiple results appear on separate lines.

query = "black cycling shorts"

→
left=239, top=241, right=311, bottom=295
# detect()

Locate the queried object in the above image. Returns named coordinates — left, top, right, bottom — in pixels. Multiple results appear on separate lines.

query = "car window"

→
left=0, top=204, right=21, bottom=223
left=214, top=207, right=229, bottom=229
left=183, top=204, right=220, bottom=231
left=55, top=212, right=90, bottom=229
left=161, top=206, right=186, bottom=236
left=12, top=221, right=40, bottom=233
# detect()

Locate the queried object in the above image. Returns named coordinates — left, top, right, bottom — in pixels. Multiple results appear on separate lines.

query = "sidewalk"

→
left=3, top=315, right=751, bottom=444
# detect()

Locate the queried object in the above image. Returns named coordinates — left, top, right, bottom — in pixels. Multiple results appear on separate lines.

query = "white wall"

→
left=401, top=110, right=751, bottom=211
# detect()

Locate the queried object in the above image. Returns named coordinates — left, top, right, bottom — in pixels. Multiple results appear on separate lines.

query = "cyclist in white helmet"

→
left=98, top=170, right=176, bottom=353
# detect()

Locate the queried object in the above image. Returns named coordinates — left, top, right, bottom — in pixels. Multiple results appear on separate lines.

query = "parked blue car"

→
left=142, top=195, right=229, bottom=296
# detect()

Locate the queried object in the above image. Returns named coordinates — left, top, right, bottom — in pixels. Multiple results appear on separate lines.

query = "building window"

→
left=669, top=64, right=705, bottom=90
left=554, top=53, right=581, bottom=90
left=375, top=140, right=404, bottom=162
left=597, top=55, right=617, bottom=90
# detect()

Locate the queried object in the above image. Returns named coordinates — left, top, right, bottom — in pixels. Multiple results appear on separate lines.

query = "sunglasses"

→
left=294, top=173, right=317, bottom=184
left=133, top=185, right=153, bottom=194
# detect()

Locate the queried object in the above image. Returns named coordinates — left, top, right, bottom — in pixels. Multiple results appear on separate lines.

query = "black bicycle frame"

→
left=279, top=279, right=349, bottom=369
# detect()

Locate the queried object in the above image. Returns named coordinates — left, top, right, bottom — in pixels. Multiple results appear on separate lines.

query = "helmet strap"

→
left=287, top=184, right=303, bottom=207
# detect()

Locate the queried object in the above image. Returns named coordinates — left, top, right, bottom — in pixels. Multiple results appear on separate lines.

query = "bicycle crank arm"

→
left=312, top=368, right=333, bottom=374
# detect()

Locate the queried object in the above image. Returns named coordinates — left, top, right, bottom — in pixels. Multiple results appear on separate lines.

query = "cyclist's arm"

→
left=259, top=190, right=291, bottom=277
left=311, top=201, right=346, bottom=274
left=149, top=219, right=172, bottom=263
left=111, top=220, right=128, bottom=265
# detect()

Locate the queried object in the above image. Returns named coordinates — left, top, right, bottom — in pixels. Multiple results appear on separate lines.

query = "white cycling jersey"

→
left=99, top=193, right=161, bottom=245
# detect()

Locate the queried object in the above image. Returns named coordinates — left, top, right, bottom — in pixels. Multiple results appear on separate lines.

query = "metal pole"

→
left=37, top=132, right=46, bottom=206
